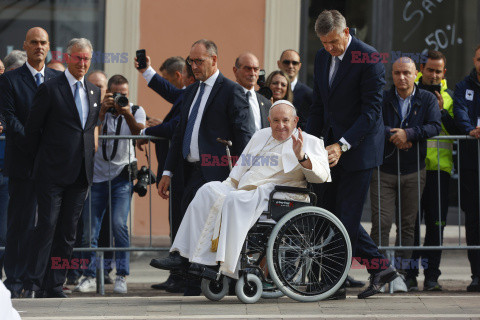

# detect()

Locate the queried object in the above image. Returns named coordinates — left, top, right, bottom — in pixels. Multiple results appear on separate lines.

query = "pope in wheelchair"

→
left=151, top=100, right=352, bottom=302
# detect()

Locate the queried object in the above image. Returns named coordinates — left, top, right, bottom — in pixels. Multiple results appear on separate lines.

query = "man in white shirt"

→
left=233, top=52, right=271, bottom=130
left=74, top=75, right=146, bottom=294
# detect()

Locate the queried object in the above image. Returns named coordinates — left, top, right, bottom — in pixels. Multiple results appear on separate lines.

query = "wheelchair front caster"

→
left=236, top=274, right=263, bottom=304
left=201, top=276, right=229, bottom=301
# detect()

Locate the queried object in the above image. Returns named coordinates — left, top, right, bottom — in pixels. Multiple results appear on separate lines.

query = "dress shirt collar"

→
left=26, top=61, right=45, bottom=78
left=201, top=69, right=220, bottom=87
left=242, top=86, right=256, bottom=96
left=337, top=34, right=352, bottom=61
left=65, top=68, right=85, bottom=89
left=395, top=86, right=416, bottom=103
left=290, top=77, right=298, bottom=91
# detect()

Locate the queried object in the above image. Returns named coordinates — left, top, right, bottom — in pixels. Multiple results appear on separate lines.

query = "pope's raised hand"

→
left=292, top=128, right=304, bottom=160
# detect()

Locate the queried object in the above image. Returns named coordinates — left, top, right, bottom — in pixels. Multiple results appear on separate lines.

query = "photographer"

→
left=74, top=75, right=146, bottom=294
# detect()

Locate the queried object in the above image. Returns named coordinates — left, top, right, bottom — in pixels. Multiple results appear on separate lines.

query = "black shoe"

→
left=8, top=288, right=21, bottom=299
left=467, top=276, right=480, bottom=292
left=358, top=266, right=399, bottom=299
left=46, top=290, right=68, bottom=298
left=164, top=282, right=187, bottom=293
left=150, top=252, right=188, bottom=271
left=327, top=286, right=346, bottom=300
left=151, top=275, right=174, bottom=290
left=423, top=279, right=442, bottom=291
left=104, top=274, right=114, bottom=285
left=345, top=275, right=365, bottom=288
left=188, top=263, right=218, bottom=280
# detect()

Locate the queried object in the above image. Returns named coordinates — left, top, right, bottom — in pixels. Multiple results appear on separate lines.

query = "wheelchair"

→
left=200, top=185, right=352, bottom=303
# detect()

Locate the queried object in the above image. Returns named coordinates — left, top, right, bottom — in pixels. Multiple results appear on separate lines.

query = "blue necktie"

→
left=74, top=81, right=84, bottom=127
left=182, top=82, right=206, bottom=159
left=35, top=73, right=43, bottom=87
left=329, top=56, right=340, bottom=87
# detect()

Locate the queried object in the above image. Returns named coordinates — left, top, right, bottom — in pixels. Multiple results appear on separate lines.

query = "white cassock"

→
left=0, top=281, right=21, bottom=320
left=171, top=128, right=331, bottom=277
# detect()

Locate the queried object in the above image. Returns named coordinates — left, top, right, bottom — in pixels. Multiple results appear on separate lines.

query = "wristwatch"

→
left=299, top=153, right=309, bottom=163
left=338, top=141, right=348, bottom=153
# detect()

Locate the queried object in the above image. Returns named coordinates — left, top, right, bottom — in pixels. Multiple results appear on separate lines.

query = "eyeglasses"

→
left=282, top=60, right=300, bottom=66
left=186, top=58, right=206, bottom=66
left=68, top=55, right=92, bottom=63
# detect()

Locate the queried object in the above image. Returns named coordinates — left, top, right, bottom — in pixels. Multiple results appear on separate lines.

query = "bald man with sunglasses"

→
left=277, top=49, right=313, bottom=130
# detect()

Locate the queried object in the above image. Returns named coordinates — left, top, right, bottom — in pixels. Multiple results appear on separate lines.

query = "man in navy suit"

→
left=0, top=27, right=61, bottom=298
left=277, top=49, right=312, bottom=130
left=150, top=39, right=255, bottom=295
left=306, top=10, right=399, bottom=299
left=233, top=52, right=271, bottom=130
left=136, top=56, right=195, bottom=292
left=23, top=38, right=101, bottom=298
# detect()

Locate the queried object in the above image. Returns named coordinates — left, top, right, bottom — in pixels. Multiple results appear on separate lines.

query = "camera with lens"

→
left=133, top=165, right=156, bottom=197
left=107, top=92, right=129, bottom=113
left=257, top=69, right=272, bottom=100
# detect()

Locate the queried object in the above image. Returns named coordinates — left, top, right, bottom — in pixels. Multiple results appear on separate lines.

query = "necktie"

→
left=74, top=81, right=84, bottom=127
left=35, top=73, right=43, bottom=87
left=182, top=82, right=206, bottom=159
left=329, top=56, right=340, bottom=87
left=246, top=90, right=256, bottom=127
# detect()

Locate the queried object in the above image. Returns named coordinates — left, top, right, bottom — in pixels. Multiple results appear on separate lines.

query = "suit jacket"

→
left=255, top=91, right=271, bottom=129
left=25, top=73, right=101, bottom=185
left=148, top=73, right=183, bottom=104
left=292, top=81, right=313, bottom=130
left=165, top=72, right=255, bottom=182
left=306, top=36, right=386, bottom=171
left=0, top=64, right=62, bottom=179
left=146, top=95, right=182, bottom=177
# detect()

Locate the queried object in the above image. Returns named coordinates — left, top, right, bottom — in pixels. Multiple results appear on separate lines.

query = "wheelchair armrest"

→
left=274, top=185, right=310, bottom=194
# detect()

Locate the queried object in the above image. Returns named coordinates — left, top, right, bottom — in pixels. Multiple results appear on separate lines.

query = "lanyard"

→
left=102, top=115, right=123, bottom=161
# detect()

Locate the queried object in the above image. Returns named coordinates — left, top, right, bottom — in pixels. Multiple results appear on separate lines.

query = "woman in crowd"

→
left=265, top=70, right=293, bottom=103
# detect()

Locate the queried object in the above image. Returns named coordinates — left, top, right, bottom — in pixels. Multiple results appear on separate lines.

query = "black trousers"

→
left=459, top=169, right=480, bottom=277
left=321, top=164, right=387, bottom=274
left=169, top=171, right=184, bottom=243
left=408, top=170, right=450, bottom=281
left=3, top=176, right=37, bottom=292
left=26, top=170, right=89, bottom=292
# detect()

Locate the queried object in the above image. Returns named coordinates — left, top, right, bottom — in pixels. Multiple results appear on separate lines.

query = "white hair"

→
left=66, top=38, right=93, bottom=54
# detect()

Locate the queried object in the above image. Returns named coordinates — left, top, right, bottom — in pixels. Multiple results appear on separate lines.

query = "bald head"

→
left=23, top=27, right=50, bottom=70
left=233, top=52, right=260, bottom=90
left=392, top=57, right=417, bottom=98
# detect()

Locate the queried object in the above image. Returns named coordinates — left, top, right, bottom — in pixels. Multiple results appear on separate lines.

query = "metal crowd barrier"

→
left=1, top=135, right=480, bottom=295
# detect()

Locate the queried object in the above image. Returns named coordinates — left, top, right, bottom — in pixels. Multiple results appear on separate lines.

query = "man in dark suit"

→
left=23, top=38, right=101, bottom=298
left=306, top=10, right=399, bottom=299
left=136, top=55, right=195, bottom=292
left=150, top=39, right=255, bottom=295
left=277, top=49, right=312, bottom=130
left=0, top=27, right=61, bottom=298
left=233, top=52, right=271, bottom=129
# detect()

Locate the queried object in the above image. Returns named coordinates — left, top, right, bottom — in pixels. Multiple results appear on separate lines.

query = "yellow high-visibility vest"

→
left=415, top=72, right=454, bottom=174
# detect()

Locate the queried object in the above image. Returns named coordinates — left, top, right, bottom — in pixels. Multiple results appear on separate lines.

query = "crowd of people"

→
left=0, top=9, right=479, bottom=305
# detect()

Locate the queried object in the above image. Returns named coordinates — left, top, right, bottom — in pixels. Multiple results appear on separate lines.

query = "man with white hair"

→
left=23, top=38, right=101, bottom=298
left=151, top=100, right=331, bottom=276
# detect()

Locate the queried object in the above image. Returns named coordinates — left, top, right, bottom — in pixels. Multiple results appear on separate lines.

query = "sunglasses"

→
left=282, top=59, right=300, bottom=66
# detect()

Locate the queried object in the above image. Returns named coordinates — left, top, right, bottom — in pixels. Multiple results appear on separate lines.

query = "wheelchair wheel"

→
left=201, top=276, right=229, bottom=301
left=266, top=206, right=351, bottom=302
left=235, top=274, right=263, bottom=304
left=261, top=286, right=284, bottom=299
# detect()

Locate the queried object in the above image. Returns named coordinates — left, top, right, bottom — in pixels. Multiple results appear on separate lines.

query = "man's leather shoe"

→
left=345, top=275, right=365, bottom=288
left=150, top=252, right=188, bottom=271
left=358, top=266, right=399, bottom=299
left=151, top=274, right=175, bottom=290
left=467, top=276, right=480, bottom=292
left=327, top=286, right=346, bottom=300
left=46, top=290, right=68, bottom=298
left=183, top=287, right=202, bottom=296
